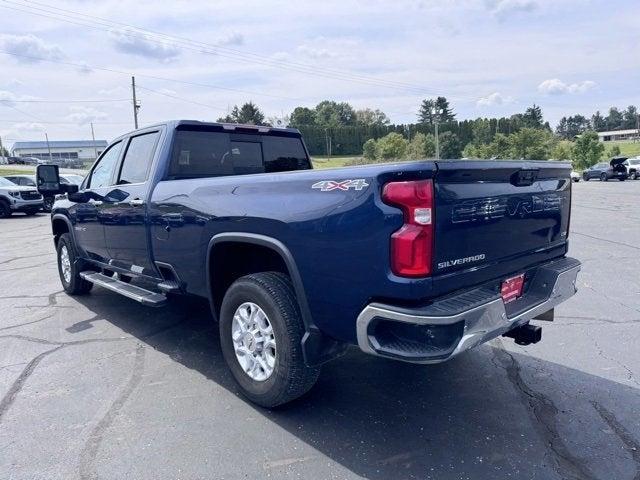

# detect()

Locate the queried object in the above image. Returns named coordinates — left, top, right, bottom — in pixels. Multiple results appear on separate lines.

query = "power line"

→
left=4, top=98, right=130, bottom=103
left=0, top=0, right=478, bottom=100
left=0, top=118, right=132, bottom=125
left=136, top=85, right=228, bottom=112
left=0, top=50, right=301, bottom=102
left=0, top=49, right=301, bottom=102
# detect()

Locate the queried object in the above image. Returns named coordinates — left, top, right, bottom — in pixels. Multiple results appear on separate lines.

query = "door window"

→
left=88, top=141, right=123, bottom=189
left=117, top=131, right=160, bottom=184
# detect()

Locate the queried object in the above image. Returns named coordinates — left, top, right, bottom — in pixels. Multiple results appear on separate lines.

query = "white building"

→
left=11, top=140, right=108, bottom=162
left=597, top=129, right=639, bottom=142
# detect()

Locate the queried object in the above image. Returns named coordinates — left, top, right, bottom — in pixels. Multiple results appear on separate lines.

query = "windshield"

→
left=0, top=177, right=17, bottom=187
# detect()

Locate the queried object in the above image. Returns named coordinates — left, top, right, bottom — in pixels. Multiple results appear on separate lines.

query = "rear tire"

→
left=0, top=200, right=11, bottom=218
left=600, top=173, right=608, bottom=181
left=219, top=272, right=320, bottom=408
left=57, top=233, right=93, bottom=295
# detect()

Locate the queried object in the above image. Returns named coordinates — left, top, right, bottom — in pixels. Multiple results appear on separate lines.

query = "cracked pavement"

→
left=0, top=180, right=638, bottom=479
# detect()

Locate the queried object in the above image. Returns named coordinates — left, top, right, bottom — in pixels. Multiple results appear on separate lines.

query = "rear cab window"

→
left=167, top=126, right=311, bottom=179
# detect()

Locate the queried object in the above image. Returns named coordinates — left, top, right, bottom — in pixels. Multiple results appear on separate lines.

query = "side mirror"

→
left=36, top=164, right=61, bottom=195
left=63, top=184, right=79, bottom=195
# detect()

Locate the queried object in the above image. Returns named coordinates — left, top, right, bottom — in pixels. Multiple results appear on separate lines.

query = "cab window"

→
left=87, top=141, right=123, bottom=189
left=117, top=131, right=160, bottom=184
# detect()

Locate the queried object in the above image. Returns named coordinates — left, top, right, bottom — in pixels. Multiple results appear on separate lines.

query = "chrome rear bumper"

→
left=356, top=257, right=581, bottom=364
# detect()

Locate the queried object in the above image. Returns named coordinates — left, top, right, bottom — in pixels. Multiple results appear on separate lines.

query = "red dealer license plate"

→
left=501, top=274, right=525, bottom=303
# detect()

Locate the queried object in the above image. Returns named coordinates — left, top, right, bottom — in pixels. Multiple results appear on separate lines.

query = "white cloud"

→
left=214, top=31, right=244, bottom=47
left=76, top=62, right=93, bottom=75
left=296, top=44, right=337, bottom=59
left=485, top=0, right=538, bottom=18
left=537, top=78, right=596, bottom=95
left=66, top=106, right=108, bottom=125
left=271, top=51, right=290, bottom=62
left=13, top=122, right=44, bottom=132
left=0, top=34, right=65, bottom=63
left=0, top=90, right=37, bottom=106
left=0, top=90, right=18, bottom=107
left=110, top=29, right=181, bottom=62
left=476, top=92, right=514, bottom=107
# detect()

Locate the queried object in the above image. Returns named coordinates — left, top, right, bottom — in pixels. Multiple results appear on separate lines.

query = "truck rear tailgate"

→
left=432, top=161, right=571, bottom=288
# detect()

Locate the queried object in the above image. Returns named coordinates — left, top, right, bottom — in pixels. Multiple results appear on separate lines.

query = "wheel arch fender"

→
left=206, top=232, right=346, bottom=366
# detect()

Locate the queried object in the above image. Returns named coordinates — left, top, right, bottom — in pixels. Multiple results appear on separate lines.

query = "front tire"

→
left=57, top=233, right=93, bottom=295
left=43, top=196, right=54, bottom=212
left=0, top=200, right=11, bottom=218
left=600, top=173, right=608, bottom=181
left=219, top=272, right=320, bottom=408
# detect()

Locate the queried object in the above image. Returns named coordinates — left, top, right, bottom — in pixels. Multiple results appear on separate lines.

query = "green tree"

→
left=607, top=144, right=621, bottom=157
left=418, top=96, right=455, bottom=124
left=439, top=131, right=462, bottom=158
left=556, top=115, right=590, bottom=139
left=314, top=100, right=356, bottom=128
left=591, top=111, right=606, bottom=131
left=552, top=141, right=574, bottom=160
left=508, top=128, right=555, bottom=159
left=355, top=108, right=390, bottom=127
left=406, top=132, right=436, bottom=159
left=289, top=107, right=316, bottom=127
left=362, top=138, right=377, bottom=160
left=572, top=131, right=605, bottom=169
left=605, top=107, right=623, bottom=130
left=471, top=119, right=493, bottom=145
left=522, top=104, right=544, bottom=129
left=375, top=132, right=408, bottom=160
left=217, top=102, right=267, bottom=125
left=622, top=105, right=638, bottom=129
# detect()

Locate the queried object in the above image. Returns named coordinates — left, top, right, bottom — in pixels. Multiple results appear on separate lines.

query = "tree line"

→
left=217, top=99, right=638, bottom=168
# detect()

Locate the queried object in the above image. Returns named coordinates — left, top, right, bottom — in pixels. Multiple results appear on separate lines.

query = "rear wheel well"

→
left=52, top=218, right=70, bottom=246
left=209, top=242, right=290, bottom=318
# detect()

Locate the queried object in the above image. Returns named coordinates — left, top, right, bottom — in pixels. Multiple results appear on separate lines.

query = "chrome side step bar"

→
left=80, top=271, right=167, bottom=307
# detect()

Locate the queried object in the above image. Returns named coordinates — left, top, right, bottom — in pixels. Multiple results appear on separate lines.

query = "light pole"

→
left=432, top=107, right=442, bottom=159
left=45, top=133, right=52, bottom=163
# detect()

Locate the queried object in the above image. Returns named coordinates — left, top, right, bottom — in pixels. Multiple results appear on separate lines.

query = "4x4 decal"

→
left=311, top=179, right=370, bottom=192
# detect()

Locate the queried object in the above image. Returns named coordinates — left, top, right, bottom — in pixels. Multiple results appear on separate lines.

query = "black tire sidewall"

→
left=57, top=233, right=91, bottom=294
left=0, top=201, right=11, bottom=218
left=219, top=275, right=304, bottom=405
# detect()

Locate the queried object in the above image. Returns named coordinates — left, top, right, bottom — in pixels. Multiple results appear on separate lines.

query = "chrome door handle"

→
left=129, top=199, right=145, bottom=206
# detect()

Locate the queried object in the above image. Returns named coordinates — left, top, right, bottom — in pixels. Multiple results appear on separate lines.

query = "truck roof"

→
left=140, top=120, right=301, bottom=136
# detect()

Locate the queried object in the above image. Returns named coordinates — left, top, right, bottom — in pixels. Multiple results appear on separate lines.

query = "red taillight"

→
left=382, top=179, right=434, bottom=277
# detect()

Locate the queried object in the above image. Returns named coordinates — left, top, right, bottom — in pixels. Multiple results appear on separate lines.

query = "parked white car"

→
left=570, top=171, right=580, bottom=182
left=623, top=158, right=640, bottom=180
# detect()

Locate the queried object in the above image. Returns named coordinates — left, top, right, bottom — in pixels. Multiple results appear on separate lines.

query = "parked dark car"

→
left=36, top=120, right=581, bottom=407
left=582, top=158, right=628, bottom=181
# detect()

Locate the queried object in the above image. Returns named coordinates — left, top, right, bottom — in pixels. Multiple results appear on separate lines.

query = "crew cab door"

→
left=70, top=140, right=124, bottom=262
left=102, top=130, right=161, bottom=277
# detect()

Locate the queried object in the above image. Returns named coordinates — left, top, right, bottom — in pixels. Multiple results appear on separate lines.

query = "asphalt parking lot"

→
left=0, top=180, right=638, bottom=480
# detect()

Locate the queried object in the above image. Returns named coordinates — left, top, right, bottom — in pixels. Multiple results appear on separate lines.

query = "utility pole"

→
left=45, top=133, right=53, bottom=163
left=432, top=107, right=441, bottom=160
left=90, top=122, right=97, bottom=160
left=131, top=76, right=140, bottom=129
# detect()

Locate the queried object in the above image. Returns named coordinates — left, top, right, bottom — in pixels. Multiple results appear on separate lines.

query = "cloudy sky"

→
left=0, top=0, right=638, bottom=147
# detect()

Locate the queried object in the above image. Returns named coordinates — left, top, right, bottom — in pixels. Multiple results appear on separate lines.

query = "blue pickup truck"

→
left=37, top=120, right=581, bottom=407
